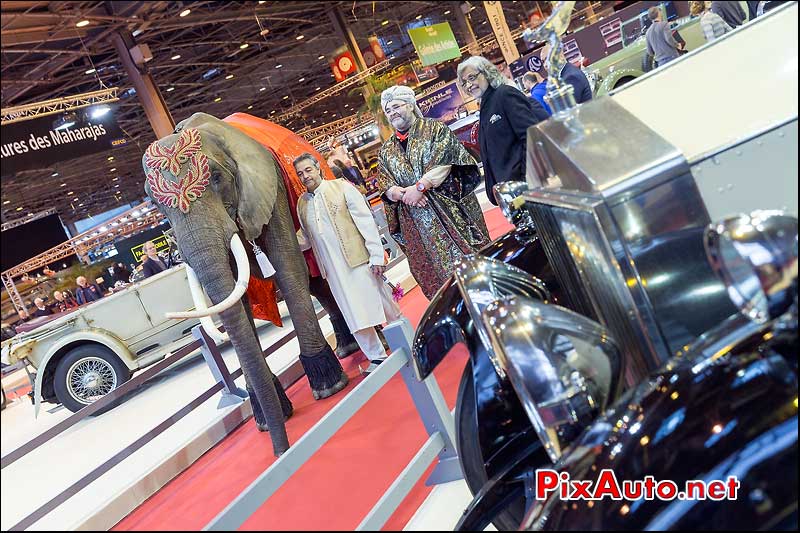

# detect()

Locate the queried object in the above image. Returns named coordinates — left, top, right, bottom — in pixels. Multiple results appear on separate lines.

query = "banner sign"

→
left=412, top=61, right=439, bottom=83
left=484, top=1, right=520, bottom=65
left=416, top=80, right=465, bottom=124
left=1, top=105, right=125, bottom=176
left=361, top=36, right=386, bottom=67
left=407, top=22, right=462, bottom=66
left=330, top=47, right=357, bottom=82
left=375, top=64, right=419, bottom=88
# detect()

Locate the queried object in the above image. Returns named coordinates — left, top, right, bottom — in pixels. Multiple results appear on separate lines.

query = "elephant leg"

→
left=261, top=177, right=348, bottom=399
left=239, top=293, right=294, bottom=429
left=308, top=274, right=359, bottom=359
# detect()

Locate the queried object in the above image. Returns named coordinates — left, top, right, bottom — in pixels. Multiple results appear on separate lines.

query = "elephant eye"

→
left=211, top=172, right=222, bottom=185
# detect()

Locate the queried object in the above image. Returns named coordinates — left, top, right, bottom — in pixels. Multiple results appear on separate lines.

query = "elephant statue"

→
left=141, top=112, right=349, bottom=456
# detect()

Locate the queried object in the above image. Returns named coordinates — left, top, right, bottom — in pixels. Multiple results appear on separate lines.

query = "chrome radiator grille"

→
left=526, top=198, right=665, bottom=383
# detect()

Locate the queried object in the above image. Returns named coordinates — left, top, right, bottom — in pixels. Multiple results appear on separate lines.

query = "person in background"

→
left=51, top=290, right=79, bottom=313
left=75, top=276, right=104, bottom=305
left=334, top=158, right=367, bottom=189
left=711, top=0, right=746, bottom=28
left=521, top=71, right=552, bottom=115
left=141, top=240, right=169, bottom=278
left=691, top=1, right=732, bottom=42
left=456, top=56, right=549, bottom=204
left=539, top=43, right=594, bottom=104
left=645, top=6, right=683, bottom=68
left=377, top=85, right=491, bottom=299
left=294, top=153, right=401, bottom=373
left=112, top=262, right=132, bottom=284
left=32, top=298, right=52, bottom=318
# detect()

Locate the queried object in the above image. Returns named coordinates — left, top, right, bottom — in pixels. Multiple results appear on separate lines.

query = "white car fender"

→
left=33, top=329, right=134, bottom=418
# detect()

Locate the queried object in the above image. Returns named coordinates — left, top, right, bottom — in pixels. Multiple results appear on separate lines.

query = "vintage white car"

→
left=1, top=265, right=202, bottom=414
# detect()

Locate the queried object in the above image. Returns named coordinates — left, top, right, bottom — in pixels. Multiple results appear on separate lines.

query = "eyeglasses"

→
left=459, top=72, right=482, bottom=88
left=385, top=102, right=409, bottom=115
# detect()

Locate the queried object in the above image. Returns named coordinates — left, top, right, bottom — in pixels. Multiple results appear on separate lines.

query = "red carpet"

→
left=113, top=208, right=512, bottom=531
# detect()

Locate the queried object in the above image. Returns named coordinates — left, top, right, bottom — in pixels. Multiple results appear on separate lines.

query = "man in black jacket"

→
left=541, top=43, right=594, bottom=104
left=141, top=240, right=170, bottom=278
left=711, top=0, right=747, bottom=27
left=457, top=56, right=549, bottom=205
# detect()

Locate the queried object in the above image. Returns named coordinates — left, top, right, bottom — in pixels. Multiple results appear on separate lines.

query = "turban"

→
left=380, top=85, right=423, bottom=117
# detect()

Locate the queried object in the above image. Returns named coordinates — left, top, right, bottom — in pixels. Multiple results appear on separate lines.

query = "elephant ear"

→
left=187, top=113, right=278, bottom=240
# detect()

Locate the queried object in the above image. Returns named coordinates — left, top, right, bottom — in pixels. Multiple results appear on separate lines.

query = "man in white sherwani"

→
left=294, top=153, right=401, bottom=372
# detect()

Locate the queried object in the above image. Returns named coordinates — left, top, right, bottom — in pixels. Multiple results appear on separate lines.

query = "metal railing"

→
left=204, top=316, right=463, bottom=531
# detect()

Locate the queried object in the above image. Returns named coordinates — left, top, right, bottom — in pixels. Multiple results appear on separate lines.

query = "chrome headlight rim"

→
left=704, top=210, right=798, bottom=324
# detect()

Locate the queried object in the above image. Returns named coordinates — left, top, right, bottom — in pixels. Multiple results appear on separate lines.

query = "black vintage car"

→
left=410, top=4, right=798, bottom=529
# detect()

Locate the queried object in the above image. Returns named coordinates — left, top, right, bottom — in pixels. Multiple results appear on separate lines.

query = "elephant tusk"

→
left=165, top=233, right=251, bottom=320
left=185, top=264, right=229, bottom=344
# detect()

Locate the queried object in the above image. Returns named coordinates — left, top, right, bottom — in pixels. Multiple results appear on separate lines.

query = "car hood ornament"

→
left=527, top=1, right=578, bottom=114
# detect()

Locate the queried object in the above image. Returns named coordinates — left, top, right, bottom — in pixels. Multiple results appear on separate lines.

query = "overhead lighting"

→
left=275, top=63, right=283, bottom=68
left=76, top=20, right=90, bottom=27
left=91, top=105, right=110, bottom=118
left=225, top=74, right=234, bottom=79
left=67, top=191, right=74, bottom=195
left=214, top=97, right=222, bottom=102
left=387, top=40, right=393, bottom=45
left=298, top=77, right=305, bottom=82
left=166, top=86, right=175, bottom=92
left=416, top=15, right=422, bottom=20
left=344, top=103, right=349, bottom=108
left=28, top=213, right=34, bottom=216
left=260, top=28, right=270, bottom=36
left=258, top=1, right=266, bottom=3
left=323, top=110, right=328, bottom=114
left=2, top=200, right=9, bottom=205
left=85, top=68, right=96, bottom=74
left=51, top=172, right=59, bottom=177
left=240, top=43, right=249, bottom=49
left=107, top=156, right=114, bottom=161
left=318, top=55, right=325, bottom=60
left=114, top=184, right=120, bottom=188
left=259, top=87, right=266, bottom=91
left=444, top=10, right=451, bottom=15
left=296, top=35, right=304, bottom=40
left=247, top=105, right=253, bottom=110
left=171, top=54, right=181, bottom=60
left=283, top=95, right=289, bottom=100
left=381, top=20, right=389, bottom=25
left=15, top=207, right=23, bottom=211
left=315, top=86, right=321, bottom=91
left=270, top=110, right=276, bottom=115
left=179, top=9, right=191, bottom=17
left=109, top=167, right=116, bottom=172
left=60, top=183, right=67, bottom=187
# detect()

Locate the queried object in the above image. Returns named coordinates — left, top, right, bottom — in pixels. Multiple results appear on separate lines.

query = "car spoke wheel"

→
left=53, top=345, right=130, bottom=414
left=66, top=357, right=118, bottom=404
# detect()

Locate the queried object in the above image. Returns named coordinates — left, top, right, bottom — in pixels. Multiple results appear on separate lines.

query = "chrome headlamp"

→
left=494, top=181, right=534, bottom=228
left=705, top=210, right=798, bottom=324
left=453, top=255, right=550, bottom=379
left=482, top=296, right=623, bottom=462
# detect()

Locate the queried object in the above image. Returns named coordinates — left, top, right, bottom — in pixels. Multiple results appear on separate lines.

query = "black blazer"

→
left=142, top=257, right=168, bottom=278
left=561, top=63, right=593, bottom=104
left=478, top=84, right=549, bottom=204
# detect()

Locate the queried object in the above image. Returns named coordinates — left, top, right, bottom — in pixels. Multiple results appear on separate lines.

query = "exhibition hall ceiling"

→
left=1, top=0, right=535, bottom=226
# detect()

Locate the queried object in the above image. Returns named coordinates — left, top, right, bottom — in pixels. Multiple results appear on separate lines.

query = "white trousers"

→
left=353, top=327, right=387, bottom=362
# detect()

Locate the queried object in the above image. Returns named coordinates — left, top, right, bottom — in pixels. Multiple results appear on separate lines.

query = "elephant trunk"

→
left=179, top=227, right=290, bottom=456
